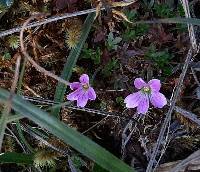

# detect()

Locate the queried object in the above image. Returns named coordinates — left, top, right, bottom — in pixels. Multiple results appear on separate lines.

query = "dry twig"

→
left=0, top=55, right=21, bottom=150
left=8, top=56, right=22, bottom=108
left=170, top=150, right=200, bottom=172
left=146, top=48, right=194, bottom=172
left=146, top=0, right=199, bottom=170
left=20, top=14, right=70, bottom=86
left=0, top=8, right=98, bottom=38
left=121, top=117, right=138, bottom=160
left=191, top=67, right=200, bottom=87
left=174, top=106, right=200, bottom=126
left=0, top=0, right=137, bottom=38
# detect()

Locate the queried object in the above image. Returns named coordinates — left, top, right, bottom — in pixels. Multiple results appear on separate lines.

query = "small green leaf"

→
left=2, top=52, right=11, bottom=60
left=102, top=59, right=119, bottom=77
left=71, top=155, right=87, bottom=169
left=107, top=33, right=122, bottom=50
left=82, top=46, right=101, bottom=64
left=153, top=3, right=174, bottom=18
left=116, top=97, right=124, bottom=107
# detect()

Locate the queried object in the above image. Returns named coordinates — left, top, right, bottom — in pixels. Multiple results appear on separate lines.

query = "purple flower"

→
left=124, top=78, right=167, bottom=114
left=67, top=74, right=96, bottom=107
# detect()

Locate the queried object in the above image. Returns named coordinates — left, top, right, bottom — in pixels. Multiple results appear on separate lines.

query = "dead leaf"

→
left=111, top=1, right=137, bottom=7
left=54, top=0, right=78, bottom=10
left=112, top=9, right=133, bottom=23
left=93, top=28, right=107, bottom=43
left=149, top=25, right=173, bottom=45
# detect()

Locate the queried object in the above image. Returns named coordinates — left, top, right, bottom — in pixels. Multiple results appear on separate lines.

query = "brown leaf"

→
left=95, top=2, right=101, bottom=20
left=111, top=0, right=137, bottom=7
left=102, top=48, right=110, bottom=64
left=93, top=28, right=107, bottom=43
left=112, top=9, right=132, bottom=23
left=149, top=25, right=173, bottom=45
left=54, top=0, right=78, bottom=10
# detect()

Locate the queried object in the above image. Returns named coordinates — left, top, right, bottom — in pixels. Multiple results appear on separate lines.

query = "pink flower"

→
left=124, top=78, right=167, bottom=114
left=67, top=74, right=96, bottom=107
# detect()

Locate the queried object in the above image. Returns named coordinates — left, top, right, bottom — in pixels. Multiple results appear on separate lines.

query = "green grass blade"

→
left=16, top=121, right=34, bottom=152
left=52, top=13, right=95, bottom=118
left=0, top=152, right=33, bottom=164
left=0, top=111, right=8, bottom=150
left=0, top=88, right=134, bottom=172
left=135, top=17, right=200, bottom=26
left=6, top=114, right=24, bottom=123
left=16, top=58, right=34, bottom=153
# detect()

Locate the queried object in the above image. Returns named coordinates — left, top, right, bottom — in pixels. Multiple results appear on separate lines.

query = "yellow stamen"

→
left=82, top=84, right=89, bottom=90
left=143, top=86, right=150, bottom=92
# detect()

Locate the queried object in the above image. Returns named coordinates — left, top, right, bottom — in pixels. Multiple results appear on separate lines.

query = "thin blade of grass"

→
left=0, top=110, right=8, bottom=151
left=6, top=114, right=24, bottom=123
left=15, top=58, right=34, bottom=153
left=0, top=152, right=33, bottom=164
left=0, top=88, right=134, bottom=172
left=52, top=12, right=95, bottom=118
left=134, top=17, right=200, bottom=26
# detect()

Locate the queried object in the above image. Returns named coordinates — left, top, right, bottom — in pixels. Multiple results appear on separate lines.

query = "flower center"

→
left=82, top=83, right=89, bottom=90
left=142, top=86, right=151, bottom=94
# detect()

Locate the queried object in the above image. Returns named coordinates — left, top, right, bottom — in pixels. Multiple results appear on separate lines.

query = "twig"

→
left=146, top=48, right=193, bottom=172
left=191, top=67, right=200, bottom=87
left=0, top=8, right=99, bottom=38
left=68, top=155, right=78, bottom=172
left=153, top=121, right=171, bottom=170
left=24, top=85, right=42, bottom=98
left=170, top=150, right=200, bottom=172
left=2, top=12, right=200, bottom=39
left=152, top=104, right=200, bottom=168
left=121, top=117, right=138, bottom=160
left=6, top=127, right=26, bottom=152
left=4, top=55, right=21, bottom=107
left=180, top=0, right=197, bottom=51
left=0, top=0, right=137, bottom=38
left=146, top=0, right=200, bottom=170
left=174, top=106, right=200, bottom=126
left=20, top=14, right=70, bottom=86
left=23, top=95, right=200, bottom=128
left=139, top=136, right=151, bottom=161
left=21, top=123, right=68, bottom=155
left=0, top=56, right=21, bottom=151
left=82, top=116, right=108, bottom=134
left=22, top=95, right=125, bottom=119
left=121, top=119, right=133, bottom=160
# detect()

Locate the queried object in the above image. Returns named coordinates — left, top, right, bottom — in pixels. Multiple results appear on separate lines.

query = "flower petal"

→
left=87, top=87, right=96, bottom=100
left=67, top=88, right=83, bottom=101
left=77, top=93, right=89, bottom=107
left=148, top=79, right=161, bottom=92
left=124, top=91, right=142, bottom=108
left=137, top=94, right=149, bottom=114
left=150, top=92, right=167, bottom=108
left=134, top=78, right=146, bottom=89
left=79, top=74, right=89, bottom=84
left=69, top=82, right=82, bottom=90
